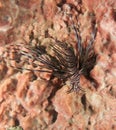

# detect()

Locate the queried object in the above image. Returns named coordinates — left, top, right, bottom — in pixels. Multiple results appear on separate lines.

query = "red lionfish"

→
left=0, top=22, right=97, bottom=93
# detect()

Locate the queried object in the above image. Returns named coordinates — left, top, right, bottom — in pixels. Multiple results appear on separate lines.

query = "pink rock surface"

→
left=0, top=0, right=116, bottom=130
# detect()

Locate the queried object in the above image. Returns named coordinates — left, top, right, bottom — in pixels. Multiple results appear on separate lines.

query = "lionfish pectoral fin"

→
left=9, top=64, right=52, bottom=73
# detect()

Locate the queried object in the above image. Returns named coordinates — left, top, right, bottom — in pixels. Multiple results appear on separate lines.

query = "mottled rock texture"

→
left=0, top=0, right=116, bottom=130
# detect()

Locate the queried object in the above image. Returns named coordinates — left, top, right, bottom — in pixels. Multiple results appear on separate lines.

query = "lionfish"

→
left=0, top=21, right=97, bottom=93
